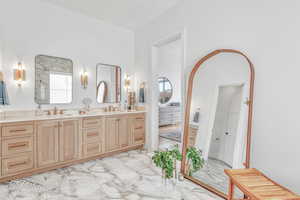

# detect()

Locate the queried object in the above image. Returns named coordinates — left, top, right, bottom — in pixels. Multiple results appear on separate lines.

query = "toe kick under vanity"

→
left=0, top=111, right=146, bottom=182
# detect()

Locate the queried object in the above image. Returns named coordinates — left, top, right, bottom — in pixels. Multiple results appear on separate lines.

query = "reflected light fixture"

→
left=14, top=62, right=26, bottom=87
left=124, top=74, right=131, bottom=93
left=80, top=69, right=88, bottom=89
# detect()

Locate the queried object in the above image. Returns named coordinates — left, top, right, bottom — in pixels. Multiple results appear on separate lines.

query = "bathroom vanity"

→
left=0, top=110, right=145, bottom=182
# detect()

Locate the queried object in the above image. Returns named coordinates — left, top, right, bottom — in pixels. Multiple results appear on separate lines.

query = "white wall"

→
left=157, top=39, right=182, bottom=104
left=135, top=3, right=184, bottom=151
left=135, top=0, right=300, bottom=193
left=0, top=0, right=134, bottom=110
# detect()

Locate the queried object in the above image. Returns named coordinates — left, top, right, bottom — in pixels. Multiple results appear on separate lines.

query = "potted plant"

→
left=152, top=145, right=182, bottom=183
left=186, top=147, right=205, bottom=176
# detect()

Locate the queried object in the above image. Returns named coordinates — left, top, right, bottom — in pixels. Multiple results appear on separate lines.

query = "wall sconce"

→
left=124, top=74, right=131, bottom=92
left=0, top=71, right=3, bottom=82
left=80, top=70, right=88, bottom=89
left=14, top=62, right=26, bottom=87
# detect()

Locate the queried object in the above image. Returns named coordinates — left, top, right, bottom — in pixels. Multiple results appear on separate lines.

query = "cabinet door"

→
left=59, top=120, right=79, bottom=162
left=105, top=118, right=119, bottom=152
left=119, top=117, right=129, bottom=148
left=37, top=121, right=59, bottom=167
left=130, top=116, right=145, bottom=146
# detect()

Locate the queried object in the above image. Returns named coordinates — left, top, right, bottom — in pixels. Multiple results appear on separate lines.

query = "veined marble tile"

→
left=0, top=150, right=222, bottom=200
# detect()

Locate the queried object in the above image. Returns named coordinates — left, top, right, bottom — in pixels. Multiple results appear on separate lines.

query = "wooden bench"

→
left=224, top=168, right=300, bottom=200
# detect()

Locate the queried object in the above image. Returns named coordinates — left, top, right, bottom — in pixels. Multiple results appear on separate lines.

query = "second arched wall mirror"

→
left=181, top=49, right=255, bottom=199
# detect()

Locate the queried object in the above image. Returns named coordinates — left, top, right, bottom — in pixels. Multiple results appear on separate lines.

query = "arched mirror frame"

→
left=180, top=49, right=255, bottom=199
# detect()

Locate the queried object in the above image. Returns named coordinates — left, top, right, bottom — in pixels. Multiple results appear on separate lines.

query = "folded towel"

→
left=0, top=80, right=9, bottom=105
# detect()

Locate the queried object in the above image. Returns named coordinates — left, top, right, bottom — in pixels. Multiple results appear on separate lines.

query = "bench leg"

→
left=228, top=179, right=235, bottom=200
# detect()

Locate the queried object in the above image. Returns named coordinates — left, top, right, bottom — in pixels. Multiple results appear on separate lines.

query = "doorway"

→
left=150, top=32, right=185, bottom=151
left=208, top=85, right=244, bottom=167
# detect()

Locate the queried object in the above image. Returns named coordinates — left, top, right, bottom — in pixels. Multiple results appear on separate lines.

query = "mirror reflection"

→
left=97, top=81, right=107, bottom=103
left=158, top=77, right=172, bottom=104
left=96, top=63, right=121, bottom=103
left=184, top=52, right=251, bottom=198
left=35, top=55, right=73, bottom=104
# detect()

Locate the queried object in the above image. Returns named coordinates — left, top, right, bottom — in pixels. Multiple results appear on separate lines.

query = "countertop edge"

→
left=0, top=110, right=147, bottom=124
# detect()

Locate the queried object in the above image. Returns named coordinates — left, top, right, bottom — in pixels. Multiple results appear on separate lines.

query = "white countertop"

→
left=0, top=110, right=146, bottom=124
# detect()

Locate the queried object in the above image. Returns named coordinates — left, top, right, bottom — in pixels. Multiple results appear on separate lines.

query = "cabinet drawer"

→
left=134, top=129, right=145, bottom=143
left=83, top=142, right=102, bottom=157
left=132, top=114, right=145, bottom=120
left=83, top=118, right=102, bottom=128
left=134, top=118, right=145, bottom=131
left=2, top=124, right=33, bottom=137
left=2, top=153, right=33, bottom=175
left=83, top=128, right=102, bottom=144
left=132, top=117, right=145, bottom=145
left=2, top=137, right=33, bottom=156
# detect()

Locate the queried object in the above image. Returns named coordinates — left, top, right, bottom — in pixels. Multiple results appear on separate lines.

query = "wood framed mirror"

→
left=181, top=49, right=254, bottom=199
left=96, top=63, right=121, bottom=103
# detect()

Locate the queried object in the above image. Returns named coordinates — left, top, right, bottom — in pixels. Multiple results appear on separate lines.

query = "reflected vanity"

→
left=181, top=49, right=254, bottom=199
left=35, top=55, right=73, bottom=104
left=96, top=63, right=121, bottom=103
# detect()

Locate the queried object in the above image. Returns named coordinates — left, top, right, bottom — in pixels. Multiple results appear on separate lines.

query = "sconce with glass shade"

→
left=124, top=74, right=131, bottom=92
left=124, top=74, right=137, bottom=110
left=80, top=70, right=88, bottom=89
left=0, top=71, right=3, bottom=81
left=14, top=62, right=26, bottom=87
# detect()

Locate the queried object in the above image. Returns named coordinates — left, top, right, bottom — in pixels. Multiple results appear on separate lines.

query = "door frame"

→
left=149, top=30, right=186, bottom=151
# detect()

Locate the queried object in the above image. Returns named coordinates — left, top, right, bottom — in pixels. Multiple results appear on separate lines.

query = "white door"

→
left=209, top=85, right=243, bottom=167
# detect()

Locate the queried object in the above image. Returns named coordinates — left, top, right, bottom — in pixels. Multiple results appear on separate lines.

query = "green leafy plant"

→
left=169, top=144, right=182, bottom=179
left=186, top=147, right=205, bottom=176
left=152, top=145, right=182, bottom=180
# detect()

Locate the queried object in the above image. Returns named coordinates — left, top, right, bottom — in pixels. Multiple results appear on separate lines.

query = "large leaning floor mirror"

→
left=181, top=49, right=254, bottom=199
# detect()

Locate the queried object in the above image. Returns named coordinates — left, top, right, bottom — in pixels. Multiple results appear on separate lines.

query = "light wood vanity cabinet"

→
left=105, top=115, right=132, bottom=152
left=37, top=119, right=80, bottom=167
left=36, top=121, right=60, bottom=167
left=0, top=112, right=145, bottom=182
left=59, top=120, right=79, bottom=162
left=1, top=122, right=34, bottom=176
left=128, top=114, right=146, bottom=146
left=82, top=117, right=104, bottom=157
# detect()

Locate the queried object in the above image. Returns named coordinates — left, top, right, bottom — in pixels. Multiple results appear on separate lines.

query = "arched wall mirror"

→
left=158, top=77, right=173, bottom=104
left=181, top=49, right=254, bottom=199
left=97, top=81, right=107, bottom=103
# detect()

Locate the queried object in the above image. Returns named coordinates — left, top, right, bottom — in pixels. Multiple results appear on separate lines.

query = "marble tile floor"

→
left=159, top=138, right=181, bottom=151
left=192, top=158, right=243, bottom=198
left=0, top=150, right=222, bottom=200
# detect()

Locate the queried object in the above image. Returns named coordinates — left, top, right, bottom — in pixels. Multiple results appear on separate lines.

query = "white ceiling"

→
left=43, top=0, right=182, bottom=30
